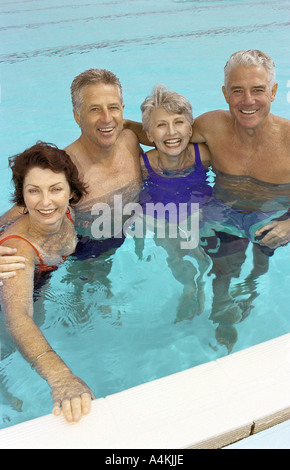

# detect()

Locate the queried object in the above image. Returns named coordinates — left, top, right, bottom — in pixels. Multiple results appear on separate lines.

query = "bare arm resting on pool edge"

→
left=1, top=238, right=95, bottom=422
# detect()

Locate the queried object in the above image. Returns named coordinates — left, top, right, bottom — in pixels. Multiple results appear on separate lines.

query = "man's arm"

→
left=123, top=119, right=153, bottom=147
left=0, top=204, right=24, bottom=229
left=191, top=110, right=229, bottom=143
left=0, top=205, right=27, bottom=284
left=191, top=116, right=207, bottom=143
left=255, top=218, right=290, bottom=249
left=191, top=110, right=222, bottom=143
left=124, top=112, right=215, bottom=146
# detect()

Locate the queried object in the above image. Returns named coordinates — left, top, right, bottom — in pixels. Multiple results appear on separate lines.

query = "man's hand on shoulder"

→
left=0, top=246, right=26, bottom=286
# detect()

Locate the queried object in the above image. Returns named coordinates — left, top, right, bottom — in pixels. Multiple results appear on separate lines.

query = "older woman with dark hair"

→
left=0, top=142, right=95, bottom=423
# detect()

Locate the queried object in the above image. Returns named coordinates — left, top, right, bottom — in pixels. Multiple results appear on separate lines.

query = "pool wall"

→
left=1, top=333, right=289, bottom=449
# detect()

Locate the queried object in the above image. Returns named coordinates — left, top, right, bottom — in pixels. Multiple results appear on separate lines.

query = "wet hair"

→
left=224, top=49, right=276, bottom=89
left=71, top=68, right=123, bottom=112
left=141, top=84, right=194, bottom=133
left=9, top=142, right=88, bottom=206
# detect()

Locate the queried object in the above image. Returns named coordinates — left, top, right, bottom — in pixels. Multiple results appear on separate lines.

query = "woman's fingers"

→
left=52, top=401, right=62, bottom=417
left=61, top=398, right=75, bottom=422
left=53, top=392, right=94, bottom=422
left=81, top=392, right=93, bottom=415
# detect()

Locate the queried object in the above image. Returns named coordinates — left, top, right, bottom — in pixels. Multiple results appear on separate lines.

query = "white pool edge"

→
left=0, top=333, right=289, bottom=449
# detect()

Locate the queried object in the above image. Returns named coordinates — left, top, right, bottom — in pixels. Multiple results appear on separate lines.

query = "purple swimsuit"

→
left=139, top=143, right=212, bottom=221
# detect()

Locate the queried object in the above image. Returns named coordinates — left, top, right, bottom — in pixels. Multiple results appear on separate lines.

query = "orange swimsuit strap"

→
left=0, top=234, right=44, bottom=264
left=0, top=210, right=75, bottom=270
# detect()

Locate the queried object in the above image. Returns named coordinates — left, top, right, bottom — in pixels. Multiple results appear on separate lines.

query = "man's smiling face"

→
left=222, top=65, right=278, bottom=131
left=74, top=83, right=124, bottom=150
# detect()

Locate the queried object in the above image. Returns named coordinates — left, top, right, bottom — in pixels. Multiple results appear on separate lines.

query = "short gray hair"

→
left=224, top=50, right=276, bottom=89
left=141, top=85, right=194, bottom=133
left=71, top=68, right=123, bottom=112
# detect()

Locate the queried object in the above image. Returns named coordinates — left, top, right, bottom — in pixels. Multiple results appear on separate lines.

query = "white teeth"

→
left=241, top=110, right=257, bottom=114
left=99, top=128, right=114, bottom=132
left=39, top=209, right=55, bottom=214
left=164, top=139, right=181, bottom=146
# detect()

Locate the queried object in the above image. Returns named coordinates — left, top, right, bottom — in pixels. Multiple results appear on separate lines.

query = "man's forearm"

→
left=123, top=119, right=153, bottom=146
left=0, top=205, right=24, bottom=231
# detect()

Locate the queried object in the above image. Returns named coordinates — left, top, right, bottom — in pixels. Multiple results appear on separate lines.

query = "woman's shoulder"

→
left=0, top=229, right=37, bottom=263
left=0, top=217, right=49, bottom=264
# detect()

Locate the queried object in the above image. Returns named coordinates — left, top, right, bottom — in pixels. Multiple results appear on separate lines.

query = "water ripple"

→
left=1, top=0, right=287, bottom=15
left=1, top=2, right=104, bottom=14
left=0, top=21, right=289, bottom=64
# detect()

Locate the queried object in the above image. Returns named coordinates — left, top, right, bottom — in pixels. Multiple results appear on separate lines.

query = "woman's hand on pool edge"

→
left=51, top=373, right=96, bottom=423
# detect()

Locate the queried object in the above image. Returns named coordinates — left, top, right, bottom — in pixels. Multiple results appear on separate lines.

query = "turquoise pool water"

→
left=0, top=0, right=290, bottom=429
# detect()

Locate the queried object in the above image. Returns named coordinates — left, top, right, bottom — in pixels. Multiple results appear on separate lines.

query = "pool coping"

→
left=0, top=333, right=289, bottom=449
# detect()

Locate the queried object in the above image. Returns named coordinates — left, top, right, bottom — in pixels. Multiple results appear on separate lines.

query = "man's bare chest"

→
left=210, top=138, right=290, bottom=184
left=81, top=159, right=142, bottom=200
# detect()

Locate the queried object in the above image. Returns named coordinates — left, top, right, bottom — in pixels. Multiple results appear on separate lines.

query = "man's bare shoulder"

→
left=193, top=110, right=230, bottom=141
left=120, top=128, right=140, bottom=144
left=268, top=114, right=290, bottom=149
left=64, top=140, right=79, bottom=159
left=195, top=109, right=230, bottom=126
left=119, top=128, right=142, bottom=155
left=273, top=114, right=290, bottom=132
left=284, top=118, right=290, bottom=142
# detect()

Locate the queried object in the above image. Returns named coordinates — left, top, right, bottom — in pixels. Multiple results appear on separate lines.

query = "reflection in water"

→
left=213, top=167, right=290, bottom=211
left=199, top=170, right=290, bottom=351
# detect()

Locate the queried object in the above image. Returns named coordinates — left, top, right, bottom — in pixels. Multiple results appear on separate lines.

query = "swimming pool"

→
left=0, top=0, right=290, bottom=431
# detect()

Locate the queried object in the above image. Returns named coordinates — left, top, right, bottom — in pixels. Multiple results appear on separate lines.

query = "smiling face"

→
left=23, top=167, right=72, bottom=232
left=222, top=65, right=278, bottom=131
left=73, top=83, right=124, bottom=150
left=146, top=107, right=192, bottom=159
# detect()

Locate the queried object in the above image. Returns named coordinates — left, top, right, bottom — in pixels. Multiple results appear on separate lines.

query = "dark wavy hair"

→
left=9, top=142, right=88, bottom=206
